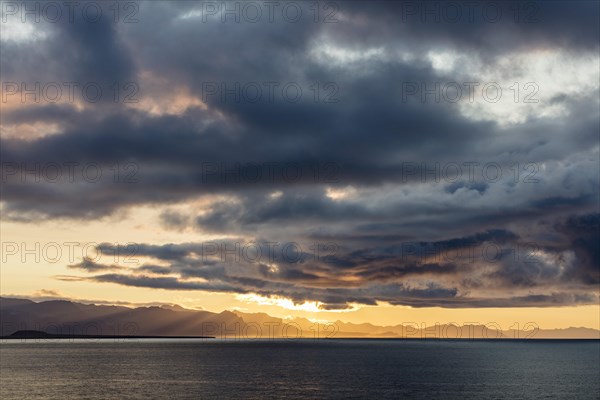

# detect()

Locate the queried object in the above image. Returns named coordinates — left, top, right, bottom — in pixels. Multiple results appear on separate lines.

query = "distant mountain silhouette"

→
left=1, top=297, right=598, bottom=339
left=1, top=329, right=214, bottom=339
left=1, top=297, right=242, bottom=338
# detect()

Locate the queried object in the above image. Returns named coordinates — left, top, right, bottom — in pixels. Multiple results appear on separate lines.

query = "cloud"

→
left=1, top=1, right=598, bottom=309
left=67, top=257, right=124, bottom=272
left=54, top=219, right=600, bottom=309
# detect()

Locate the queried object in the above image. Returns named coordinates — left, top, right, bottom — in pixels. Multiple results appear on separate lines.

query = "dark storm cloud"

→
left=81, top=269, right=598, bottom=309
left=2, top=102, right=597, bottom=221
left=1, top=1, right=134, bottom=85
left=327, top=1, right=599, bottom=54
left=2, top=1, right=598, bottom=308
left=57, top=220, right=600, bottom=309
left=555, top=213, right=600, bottom=284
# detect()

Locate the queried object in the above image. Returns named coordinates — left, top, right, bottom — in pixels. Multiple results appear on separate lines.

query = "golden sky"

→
left=2, top=211, right=599, bottom=330
left=1, top=1, right=599, bottom=333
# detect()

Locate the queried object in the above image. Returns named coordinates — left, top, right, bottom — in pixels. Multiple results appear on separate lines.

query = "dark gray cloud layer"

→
left=1, top=1, right=598, bottom=308
left=62, top=215, right=599, bottom=309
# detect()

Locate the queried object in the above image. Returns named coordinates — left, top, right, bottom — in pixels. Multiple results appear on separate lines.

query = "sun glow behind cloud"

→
left=236, top=294, right=360, bottom=313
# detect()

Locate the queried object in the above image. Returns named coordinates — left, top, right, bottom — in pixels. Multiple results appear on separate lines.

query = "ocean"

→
left=1, top=339, right=599, bottom=399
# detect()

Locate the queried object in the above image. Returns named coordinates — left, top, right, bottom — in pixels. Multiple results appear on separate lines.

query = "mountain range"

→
left=1, top=297, right=598, bottom=339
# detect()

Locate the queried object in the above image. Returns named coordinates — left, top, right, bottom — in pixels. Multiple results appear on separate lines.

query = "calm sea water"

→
left=1, top=339, right=598, bottom=399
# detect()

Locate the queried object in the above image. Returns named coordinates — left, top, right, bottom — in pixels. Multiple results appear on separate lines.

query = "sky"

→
left=0, top=0, right=599, bottom=330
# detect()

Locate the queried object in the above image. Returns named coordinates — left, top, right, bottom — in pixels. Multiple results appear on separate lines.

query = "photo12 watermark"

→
left=1, top=1, right=139, bottom=24
left=197, top=161, right=341, bottom=184
left=400, top=81, right=539, bottom=104
left=392, top=161, right=540, bottom=184
left=397, top=1, right=539, bottom=24
left=1, top=81, right=140, bottom=104
left=200, top=81, right=339, bottom=104
left=199, top=321, right=339, bottom=339
left=1, top=162, right=139, bottom=184
left=1, top=241, right=139, bottom=264
left=190, top=1, right=340, bottom=24
left=396, top=321, right=540, bottom=339
left=397, top=241, right=541, bottom=265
